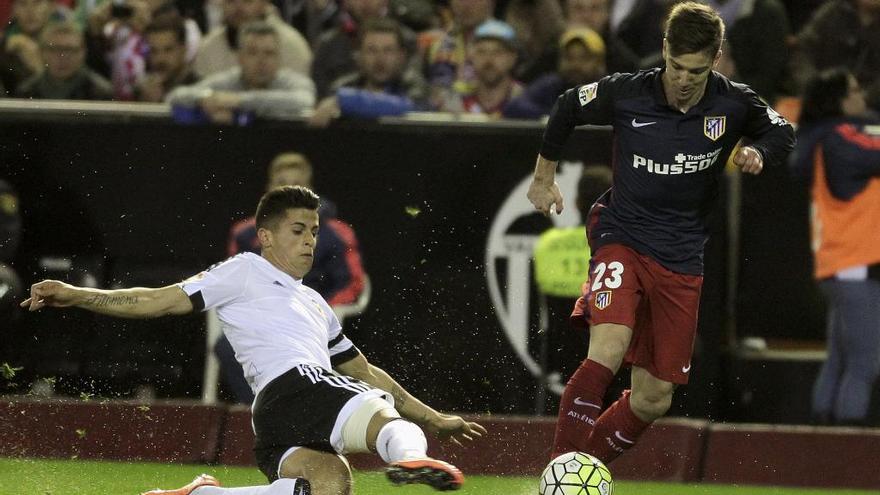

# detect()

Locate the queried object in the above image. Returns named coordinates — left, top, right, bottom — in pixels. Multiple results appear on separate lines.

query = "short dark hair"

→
left=358, top=17, right=407, bottom=50
left=145, top=15, right=187, bottom=45
left=664, top=2, right=724, bottom=57
left=799, top=67, right=851, bottom=127
left=255, top=186, right=320, bottom=230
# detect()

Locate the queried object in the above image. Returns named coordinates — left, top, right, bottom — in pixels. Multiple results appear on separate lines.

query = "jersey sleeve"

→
left=540, top=74, right=619, bottom=161
left=177, top=256, right=249, bottom=312
left=327, top=309, right=359, bottom=365
left=738, top=84, right=796, bottom=167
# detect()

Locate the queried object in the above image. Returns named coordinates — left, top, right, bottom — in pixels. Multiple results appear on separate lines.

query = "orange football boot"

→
left=386, top=458, right=464, bottom=491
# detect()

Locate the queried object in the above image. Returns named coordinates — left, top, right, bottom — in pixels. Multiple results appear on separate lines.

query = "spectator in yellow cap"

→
left=504, top=27, right=607, bottom=119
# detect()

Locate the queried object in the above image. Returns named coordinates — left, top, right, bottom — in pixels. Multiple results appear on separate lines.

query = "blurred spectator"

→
left=793, top=0, right=880, bottom=110
left=222, top=152, right=368, bottom=403
left=563, top=0, right=638, bottom=73
left=1, top=0, right=70, bottom=96
left=789, top=68, right=880, bottom=426
left=84, top=0, right=202, bottom=100
left=17, top=21, right=113, bottom=99
left=714, top=39, right=737, bottom=80
left=310, top=17, right=426, bottom=126
left=311, top=0, right=390, bottom=98
left=0, top=179, right=22, bottom=335
left=193, top=0, right=311, bottom=79
left=706, top=0, right=791, bottom=103
left=387, top=0, right=436, bottom=32
left=503, top=0, right=563, bottom=83
left=504, top=27, right=606, bottom=119
left=168, top=21, right=315, bottom=123
left=0, top=179, right=20, bottom=264
left=453, top=19, right=521, bottom=117
left=136, top=16, right=196, bottom=101
left=533, top=166, right=612, bottom=380
left=609, top=0, right=666, bottom=67
left=425, top=0, right=495, bottom=108
left=270, top=0, right=338, bottom=45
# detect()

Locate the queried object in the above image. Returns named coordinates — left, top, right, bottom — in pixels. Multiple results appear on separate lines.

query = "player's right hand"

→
left=20, top=280, right=80, bottom=311
left=527, top=179, right=565, bottom=216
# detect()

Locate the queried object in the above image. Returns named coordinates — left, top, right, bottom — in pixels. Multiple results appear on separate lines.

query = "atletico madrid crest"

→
left=704, top=116, right=726, bottom=141
left=595, top=290, right=612, bottom=310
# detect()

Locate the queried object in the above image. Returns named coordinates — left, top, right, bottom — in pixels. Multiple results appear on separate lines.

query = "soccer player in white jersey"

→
left=21, top=186, right=486, bottom=495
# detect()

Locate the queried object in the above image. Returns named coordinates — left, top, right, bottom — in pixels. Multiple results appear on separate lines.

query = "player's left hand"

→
left=733, top=146, right=763, bottom=175
left=425, top=413, right=488, bottom=446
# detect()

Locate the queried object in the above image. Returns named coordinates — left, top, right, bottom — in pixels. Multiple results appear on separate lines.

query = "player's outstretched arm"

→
left=527, top=154, right=564, bottom=216
left=335, top=353, right=487, bottom=445
left=20, top=280, right=193, bottom=318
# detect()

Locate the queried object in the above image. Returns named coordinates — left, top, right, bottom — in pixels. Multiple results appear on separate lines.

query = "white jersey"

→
left=178, top=252, right=358, bottom=396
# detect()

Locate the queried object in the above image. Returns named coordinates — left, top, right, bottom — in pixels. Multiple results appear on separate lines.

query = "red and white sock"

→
left=583, top=390, right=650, bottom=464
left=551, top=359, right=615, bottom=459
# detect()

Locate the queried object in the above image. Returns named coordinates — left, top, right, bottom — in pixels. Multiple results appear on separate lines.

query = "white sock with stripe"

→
left=193, top=478, right=302, bottom=495
left=375, top=419, right=428, bottom=463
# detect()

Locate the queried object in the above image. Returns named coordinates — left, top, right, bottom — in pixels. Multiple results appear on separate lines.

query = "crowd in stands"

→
left=2, top=0, right=877, bottom=122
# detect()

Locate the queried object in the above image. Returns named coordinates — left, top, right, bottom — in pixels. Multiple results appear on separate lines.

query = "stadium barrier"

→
left=1, top=397, right=878, bottom=490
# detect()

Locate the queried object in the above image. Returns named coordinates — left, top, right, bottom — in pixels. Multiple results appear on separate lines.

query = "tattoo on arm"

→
left=391, top=384, right=409, bottom=409
left=86, top=294, right=139, bottom=308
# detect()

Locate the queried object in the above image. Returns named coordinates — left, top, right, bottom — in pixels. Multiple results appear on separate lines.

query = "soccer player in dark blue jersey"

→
left=527, top=1, right=795, bottom=463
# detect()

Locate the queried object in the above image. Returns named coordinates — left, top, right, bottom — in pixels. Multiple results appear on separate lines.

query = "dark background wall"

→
left=0, top=115, right=823, bottom=420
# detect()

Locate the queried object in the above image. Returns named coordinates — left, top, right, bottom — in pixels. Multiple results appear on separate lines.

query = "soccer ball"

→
left=538, top=452, right=613, bottom=495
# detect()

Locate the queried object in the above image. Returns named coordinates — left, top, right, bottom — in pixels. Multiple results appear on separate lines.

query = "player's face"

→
left=261, top=208, right=319, bottom=279
left=661, top=41, right=718, bottom=106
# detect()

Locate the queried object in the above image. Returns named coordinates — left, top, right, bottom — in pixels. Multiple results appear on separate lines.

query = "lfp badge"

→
left=704, top=116, right=726, bottom=141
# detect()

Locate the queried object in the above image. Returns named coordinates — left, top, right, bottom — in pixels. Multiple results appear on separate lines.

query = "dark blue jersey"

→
left=540, top=69, right=796, bottom=275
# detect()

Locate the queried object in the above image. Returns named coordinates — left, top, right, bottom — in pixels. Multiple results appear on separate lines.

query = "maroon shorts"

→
left=570, top=243, right=703, bottom=384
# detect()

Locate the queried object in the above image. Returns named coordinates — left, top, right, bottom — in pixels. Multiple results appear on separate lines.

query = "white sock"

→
left=193, top=478, right=302, bottom=495
left=375, top=419, right=428, bottom=463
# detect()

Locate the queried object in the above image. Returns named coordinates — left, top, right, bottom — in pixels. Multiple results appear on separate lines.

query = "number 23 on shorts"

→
left=590, top=261, right=624, bottom=310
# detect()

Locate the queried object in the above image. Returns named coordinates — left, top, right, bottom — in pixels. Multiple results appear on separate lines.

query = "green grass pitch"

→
left=0, top=458, right=877, bottom=495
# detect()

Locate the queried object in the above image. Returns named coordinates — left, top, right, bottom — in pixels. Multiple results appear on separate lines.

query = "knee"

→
left=629, top=387, right=674, bottom=422
left=308, top=466, right=353, bottom=495
left=282, top=453, right=352, bottom=495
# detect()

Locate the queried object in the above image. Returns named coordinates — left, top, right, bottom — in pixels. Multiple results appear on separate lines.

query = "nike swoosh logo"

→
left=573, top=397, right=602, bottom=409
left=682, top=363, right=691, bottom=373
left=614, top=431, right=635, bottom=444
left=631, top=118, right=656, bottom=128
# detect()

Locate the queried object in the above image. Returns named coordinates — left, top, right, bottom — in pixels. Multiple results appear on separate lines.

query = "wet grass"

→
left=0, top=457, right=876, bottom=494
